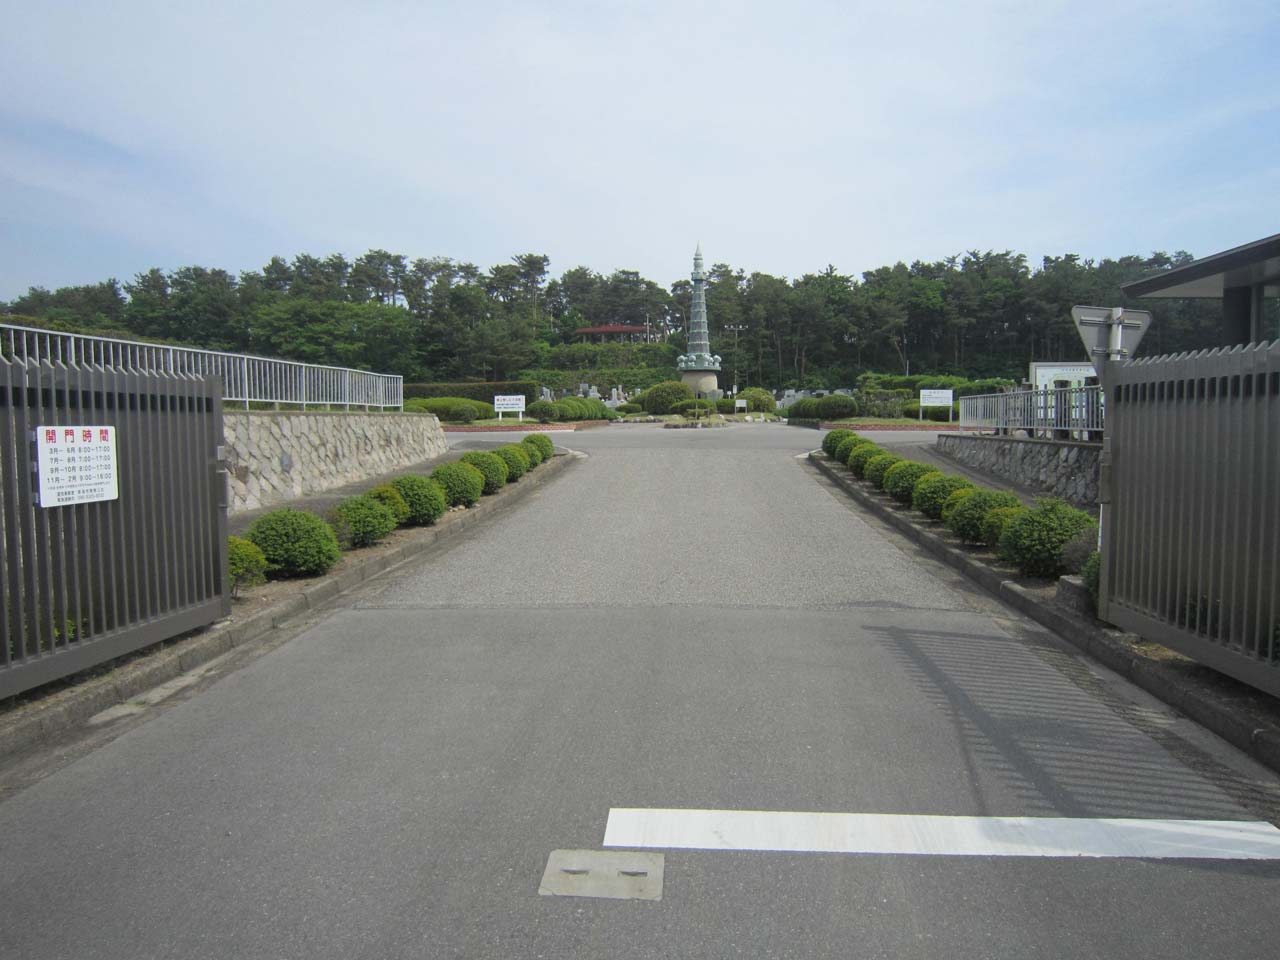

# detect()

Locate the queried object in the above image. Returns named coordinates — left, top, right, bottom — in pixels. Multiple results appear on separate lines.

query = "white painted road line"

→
left=603, top=809, right=1280, bottom=860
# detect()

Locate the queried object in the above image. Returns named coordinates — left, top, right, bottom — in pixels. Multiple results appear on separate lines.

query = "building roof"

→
left=1122, top=233, right=1280, bottom=298
left=573, top=324, right=649, bottom=335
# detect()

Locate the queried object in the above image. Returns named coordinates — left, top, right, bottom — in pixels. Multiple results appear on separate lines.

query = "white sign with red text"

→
left=35, top=425, right=119, bottom=507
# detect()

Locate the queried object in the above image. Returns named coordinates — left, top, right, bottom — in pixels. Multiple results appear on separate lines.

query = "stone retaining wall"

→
left=223, top=412, right=448, bottom=514
left=935, top=434, right=1100, bottom=509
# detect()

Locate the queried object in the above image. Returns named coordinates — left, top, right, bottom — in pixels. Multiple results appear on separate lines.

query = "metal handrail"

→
left=959, top=386, right=1104, bottom=439
left=0, top=322, right=403, bottom=409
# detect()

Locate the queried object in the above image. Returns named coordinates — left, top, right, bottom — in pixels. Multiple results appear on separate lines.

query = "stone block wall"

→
left=223, top=412, right=447, bottom=514
left=935, top=434, right=1100, bottom=510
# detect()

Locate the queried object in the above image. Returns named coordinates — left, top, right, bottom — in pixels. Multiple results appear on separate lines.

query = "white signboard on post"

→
left=1030, top=362, right=1096, bottom=391
left=35, top=425, right=119, bottom=507
left=918, top=389, right=954, bottom=423
left=494, top=394, right=526, bottom=421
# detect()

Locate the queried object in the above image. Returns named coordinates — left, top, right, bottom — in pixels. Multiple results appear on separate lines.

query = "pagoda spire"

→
left=677, top=244, right=721, bottom=397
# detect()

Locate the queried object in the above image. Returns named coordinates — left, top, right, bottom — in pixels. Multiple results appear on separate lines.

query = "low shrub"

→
left=523, top=433, right=555, bottom=462
left=940, top=487, right=977, bottom=524
left=715, top=397, right=736, bottom=413
left=847, top=444, right=885, bottom=479
left=390, top=475, right=447, bottom=525
left=367, top=483, right=411, bottom=526
left=616, top=402, right=643, bottom=414
left=822, top=428, right=856, bottom=457
left=246, top=508, right=341, bottom=578
left=639, top=380, right=694, bottom=414
left=912, top=474, right=974, bottom=520
left=334, top=494, right=398, bottom=547
left=818, top=393, right=860, bottom=420
left=786, top=397, right=822, bottom=419
left=864, top=452, right=903, bottom=489
left=493, top=444, right=529, bottom=481
left=1000, top=499, right=1097, bottom=578
left=520, top=437, right=544, bottom=467
left=403, top=396, right=496, bottom=420
left=1059, top=523, right=1100, bottom=574
left=834, top=434, right=867, bottom=464
left=883, top=460, right=940, bottom=504
left=431, top=461, right=485, bottom=507
left=527, top=399, right=558, bottom=422
left=738, top=386, right=776, bottom=413
left=671, top=398, right=718, bottom=415
left=947, top=489, right=1022, bottom=543
left=1082, top=551, right=1101, bottom=613
left=984, top=506, right=1029, bottom=552
left=460, top=451, right=509, bottom=494
left=227, top=535, right=267, bottom=597
left=403, top=380, right=537, bottom=405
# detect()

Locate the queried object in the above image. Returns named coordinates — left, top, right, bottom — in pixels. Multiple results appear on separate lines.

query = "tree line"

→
left=1, top=247, right=1229, bottom=388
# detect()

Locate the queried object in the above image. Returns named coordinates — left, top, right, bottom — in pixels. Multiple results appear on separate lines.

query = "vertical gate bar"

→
left=1266, top=351, right=1280, bottom=662
left=1222, top=365, right=1242, bottom=648
left=143, top=368, right=164, bottom=620
left=183, top=373, right=201, bottom=606
left=0, top=356, right=17, bottom=666
left=161, top=376, right=181, bottom=612
left=1234, top=359, right=1256, bottom=653
left=212, top=381, right=229, bottom=611
left=38, top=358, right=69, bottom=657
left=1206, top=370, right=1227, bottom=643
left=67, top=342, right=89, bottom=647
left=174, top=377, right=192, bottom=610
left=125, top=351, right=147, bottom=624
left=1169, top=374, right=1188, bottom=626
left=200, top=380, right=218, bottom=602
left=18, top=362, right=42, bottom=658
left=1135, top=380, right=1152, bottom=612
left=100, top=363, right=123, bottom=634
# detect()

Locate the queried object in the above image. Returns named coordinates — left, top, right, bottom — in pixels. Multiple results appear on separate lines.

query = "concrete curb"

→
left=0, top=450, right=577, bottom=761
left=810, top=454, right=1280, bottom=775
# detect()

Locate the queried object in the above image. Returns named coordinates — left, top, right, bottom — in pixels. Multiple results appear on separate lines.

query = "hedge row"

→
left=404, top=381, right=538, bottom=404
left=821, top=427, right=1097, bottom=581
left=527, top=397, right=615, bottom=422
left=404, top=396, right=497, bottom=421
left=231, top=434, right=556, bottom=590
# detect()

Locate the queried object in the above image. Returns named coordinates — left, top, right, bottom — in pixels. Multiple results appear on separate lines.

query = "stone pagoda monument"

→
left=677, top=244, right=722, bottom=398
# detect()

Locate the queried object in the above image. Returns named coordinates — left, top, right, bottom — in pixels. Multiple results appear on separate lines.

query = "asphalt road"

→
left=2, top=423, right=1279, bottom=959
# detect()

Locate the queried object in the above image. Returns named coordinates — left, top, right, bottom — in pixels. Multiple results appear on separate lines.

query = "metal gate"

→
left=1, top=337, right=229, bottom=698
left=1100, top=341, right=1279, bottom=696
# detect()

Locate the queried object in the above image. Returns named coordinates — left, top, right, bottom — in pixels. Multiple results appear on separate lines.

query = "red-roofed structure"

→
left=573, top=324, right=650, bottom=343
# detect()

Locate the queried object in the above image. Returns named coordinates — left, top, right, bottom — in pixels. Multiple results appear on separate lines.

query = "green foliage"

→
left=940, top=487, right=977, bottom=523
left=227, top=535, right=268, bottom=597
left=999, top=499, right=1097, bottom=578
left=403, top=396, right=496, bottom=420
left=847, top=444, right=885, bottom=479
left=902, top=400, right=960, bottom=422
left=389, top=475, right=447, bottom=525
left=639, top=380, right=694, bottom=414
left=947, top=489, right=1023, bottom=544
left=786, top=397, right=822, bottom=419
left=818, top=393, right=860, bottom=419
left=334, top=495, right=398, bottom=547
left=523, top=433, right=555, bottom=462
left=671, top=398, right=717, bottom=415
left=431, top=461, right=485, bottom=507
left=520, top=436, right=545, bottom=466
left=834, top=435, right=866, bottom=464
left=883, top=460, right=940, bottom=504
left=822, top=428, right=856, bottom=457
left=1060, top=524, right=1100, bottom=574
left=246, top=509, right=341, bottom=578
left=459, top=451, right=509, bottom=494
left=404, top=381, right=538, bottom=404
left=527, top=399, right=558, bottom=422
left=493, top=444, right=529, bottom=481
left=367, top=483, right=411, bottom=525
left=912, top=473, right=975, bottom=519
left=1082, top=551, right=1101, bottom=613
left=715, top=397, right=736, bottom=413
left=616, top=402, right=643, bottom=414
left=864, top=452, right=903, bottom=488
left=983, top=506, right=1029, bottom=552
left=738, top=387, right=776, bottom=412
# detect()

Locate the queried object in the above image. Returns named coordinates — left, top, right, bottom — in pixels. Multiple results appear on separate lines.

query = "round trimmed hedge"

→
left=460, top=451, right=509, bottom=494
left=999, top=498, right=1097, bottom=578
left=246, top=508, right=341, bottom=578
left=947, top=489, right=1022, bottom=543
left=520, top=437, right=544, bottom=467
left=639, top=380, right=694, bottom=414
left=367, top=483, right=410, bottom=526
left=833, top=435, right=867, bottom=464
left=818, top=393, right=859, bottom=420
left=940, top=487, right=976, bottom=523
left=864, top=452, right=903, bottom=489
left=738, top=387, right=776, bottom=412
left=672, top=398, right=718, bottom=415
left=527, top=399, right=557, bottom=422
left=493, top=444, right=529, bottom=481
left=616, top=402, right=643, bottom=414
left=847, top=444, right=885, bottom=479
left=822, top=428, right=856, bottom=457
left=334, top=494, right=398, bottom=547
left=983, top=505, right=1028, bottom=551
left=390, top=475, right=447, bottom=525
left=431, top=461, right=485, bottom=507
left=227, top=535, right=267, bottom=597
left=883, top=460, right=940, bottom=504
left=912, top=473, right=975, bottom=520
left=523, top=433, right=555, bottom=462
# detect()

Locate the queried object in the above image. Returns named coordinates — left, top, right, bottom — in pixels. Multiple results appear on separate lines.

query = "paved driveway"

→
left=2, top=423, right=1278, bottom=959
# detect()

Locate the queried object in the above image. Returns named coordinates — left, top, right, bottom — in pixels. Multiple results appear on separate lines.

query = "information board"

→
left=35, top=425, right=119, bottom=508
left=493, top=395, right=526, bottom=412
left=918, top=389, right=954, bottom=407
left=1030, top=362, right=1095, bottom=391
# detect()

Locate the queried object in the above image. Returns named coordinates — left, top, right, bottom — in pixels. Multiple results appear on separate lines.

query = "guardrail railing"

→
left=1, top=322, right=403, bottom=410
left=959, top=386, right=1103, bottom=440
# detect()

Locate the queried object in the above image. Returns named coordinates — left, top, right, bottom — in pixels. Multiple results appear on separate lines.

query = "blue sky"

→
left=2, top=0, right=1277, bottom=300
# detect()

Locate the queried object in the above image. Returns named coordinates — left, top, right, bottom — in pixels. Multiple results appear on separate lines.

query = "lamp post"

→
left=724, top=321, right=747, bottom=394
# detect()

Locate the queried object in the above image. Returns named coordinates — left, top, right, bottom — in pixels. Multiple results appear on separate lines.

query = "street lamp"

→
left=724, top=321, right=747, bottom=394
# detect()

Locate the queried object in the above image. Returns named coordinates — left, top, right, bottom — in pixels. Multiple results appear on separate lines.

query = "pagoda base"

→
left=682, top=370, right=721, bottom=399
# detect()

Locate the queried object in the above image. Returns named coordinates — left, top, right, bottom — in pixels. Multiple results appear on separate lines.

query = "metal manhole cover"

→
left=538, top=849, right=664, bottom=901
